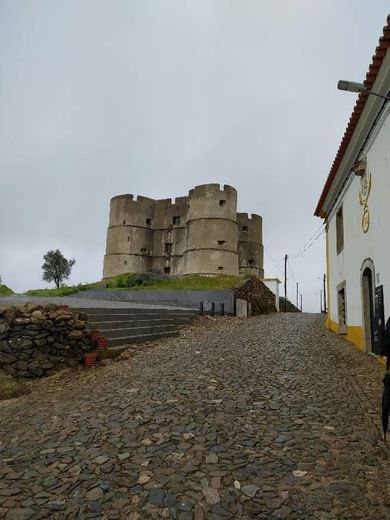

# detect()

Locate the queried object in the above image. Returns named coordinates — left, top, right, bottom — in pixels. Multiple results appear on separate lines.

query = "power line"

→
left=290, top=226, right=326, bottom=259
left=289, top=222, right=326, bottom=259
left=287, top=258, right=296, bottom=283
left=264, top=246, right=284, bottom=277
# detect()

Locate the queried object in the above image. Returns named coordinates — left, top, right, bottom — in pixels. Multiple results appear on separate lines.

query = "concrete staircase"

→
left=77, top=307, right=198, bottom=348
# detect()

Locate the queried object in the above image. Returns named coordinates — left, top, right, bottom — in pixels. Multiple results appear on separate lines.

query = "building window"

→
left=123, top=220, right=126, bottom=225
left=146, top=218, right=151, bottom=228
left=127, top=236, right=130, bottom=241
left=242, top=225, right=248, bottom=232
left=336, top=206, right=344, bottom=254
left=248, top=259, right=254, bottom=266
left=141, top=248, right=146, bottom=254
left=164, top=267, right=171, bottom=274
left=217, top=240, right=226, bottom=246
left=165, top=243, right=172, bottom=254
left=337, top=282, right=347, bottom=334
left=218, top=266, right=224, bottom=272
left=219, top=200, right=226, bottom=207
left=124, top=260, right=127, bottom=265
left=173, top=216, right=180, bottom=225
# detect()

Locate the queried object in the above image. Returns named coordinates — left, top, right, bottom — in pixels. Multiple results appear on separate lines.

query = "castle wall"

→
left=103, top=184, right=263, bottom=279
left=237, top=213, right=264, bottom=277
left=183, top=184, right=239, bottom=275
left=103, top=194, right=154, bottom=277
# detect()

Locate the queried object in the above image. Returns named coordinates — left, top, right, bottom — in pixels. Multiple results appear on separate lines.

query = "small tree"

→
left=42, top=250, right=76, bottom=289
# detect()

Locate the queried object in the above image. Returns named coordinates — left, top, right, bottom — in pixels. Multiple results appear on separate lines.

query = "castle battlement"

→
left=103, top=183, right=263, bottom=278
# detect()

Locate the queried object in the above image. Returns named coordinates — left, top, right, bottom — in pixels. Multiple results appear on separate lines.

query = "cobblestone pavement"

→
left=0, top=313, right=389, bottom=520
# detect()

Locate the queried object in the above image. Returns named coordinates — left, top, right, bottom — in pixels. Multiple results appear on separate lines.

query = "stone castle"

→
left=103, top=183, right=264, bottom=278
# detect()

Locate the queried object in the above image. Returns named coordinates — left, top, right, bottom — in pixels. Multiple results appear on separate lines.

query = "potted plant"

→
left=96, top=336, right=109, bottom=350
left=83, top=352, right=98, bottom=366
left=90, top=329, right=101, bottom=342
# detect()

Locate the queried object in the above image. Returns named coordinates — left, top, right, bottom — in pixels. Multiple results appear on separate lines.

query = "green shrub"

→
left=0, top=285, right=13, bottom=296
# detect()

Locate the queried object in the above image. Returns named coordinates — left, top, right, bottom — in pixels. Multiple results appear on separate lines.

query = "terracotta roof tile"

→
left=315, top=15, right=390, bottom=217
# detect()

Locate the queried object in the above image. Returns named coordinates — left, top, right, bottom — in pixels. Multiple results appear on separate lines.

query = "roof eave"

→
left=315, top=15, right=390, bottom=219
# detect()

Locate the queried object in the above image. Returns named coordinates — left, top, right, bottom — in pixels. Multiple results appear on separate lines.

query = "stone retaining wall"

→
left=0, top=303, right=91, bottom=378
left=234, top=277, right=276, bottom=315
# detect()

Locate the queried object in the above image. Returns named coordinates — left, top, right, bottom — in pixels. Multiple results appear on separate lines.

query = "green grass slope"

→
left=0, top=285, right=14, bottom=296
left=27, top=273, right=246, bottom=296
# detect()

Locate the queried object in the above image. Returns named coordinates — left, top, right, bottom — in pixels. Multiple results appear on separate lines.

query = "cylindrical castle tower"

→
left=103, top=194, right=154, bottom=278
left=182, top=184, right=239, bottom=275
left=237, top=213, right=264, bottom=277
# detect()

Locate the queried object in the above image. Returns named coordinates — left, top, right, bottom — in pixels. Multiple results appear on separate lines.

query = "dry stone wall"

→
left=0, top=303, right=91, bottom=378
left=234, top=277, right=277, bottom=315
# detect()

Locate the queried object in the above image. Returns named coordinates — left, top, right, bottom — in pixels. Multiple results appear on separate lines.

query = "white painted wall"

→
left=328, top=107, right=390, bottom=330
left=262, top=278, right=280, bottom=311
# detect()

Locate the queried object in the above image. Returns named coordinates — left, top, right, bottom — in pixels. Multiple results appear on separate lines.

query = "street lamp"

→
left=337, top=80, right=390, bottom=101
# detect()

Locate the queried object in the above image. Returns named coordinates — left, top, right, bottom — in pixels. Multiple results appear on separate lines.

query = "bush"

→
left=0, top=285, right=13, bottom=296
left=115, top=271, right=168, bottom=288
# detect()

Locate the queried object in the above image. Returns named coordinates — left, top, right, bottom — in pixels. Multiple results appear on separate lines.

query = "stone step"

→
left=88, top=317, right=193, bottom=330
left=101, top=324, right=178, bottom=339
left=74, top=307, right=197, bottom=315
left=86, top=313, right=196, bottom=323
left=76, top=307, right=197, bottom=347
left=107, top=330, right=179, bottom=347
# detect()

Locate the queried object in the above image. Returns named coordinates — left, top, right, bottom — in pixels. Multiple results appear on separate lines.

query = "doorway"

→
left=362, top=266, right=375, bottom=352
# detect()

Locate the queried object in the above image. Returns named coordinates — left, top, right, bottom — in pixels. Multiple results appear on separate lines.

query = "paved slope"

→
left=0, top=314, right=389, bottom=519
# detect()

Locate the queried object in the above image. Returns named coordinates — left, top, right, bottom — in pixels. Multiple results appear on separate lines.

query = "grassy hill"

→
left=0, top=285, right=13, bottom=296
left=26, top=273, right=245, bottom=296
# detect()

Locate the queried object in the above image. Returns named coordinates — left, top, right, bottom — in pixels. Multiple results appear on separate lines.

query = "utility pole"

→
left=323, top=274, right=327, bottom=313
left=284, top=254, right=288, bottom=311
left=296, top=282, right=299, bottom=308
left=300, top=293, right=303, bottom=312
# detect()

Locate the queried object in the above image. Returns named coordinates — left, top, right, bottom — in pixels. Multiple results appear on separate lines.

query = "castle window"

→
left=248, top=259, right=254, bottom=266
left=218, top=266, right=224, bottom=272
left=242, top=225, right=248, bottom=232
left=146, top=218, right=151, bottom=228
left=219, top=200, right=226, bottom=207
left=164, top=267, right=171, bottom=274
left=336, top=206, right=344, bottom=254
left=123, top=220, right=126, bottom=225
left=124, top=260, right=127, bottom=265
left=173, top=216, right=180, bottom=225
left=217, top=240, right=226, bottom=246
left=165, top=243, right=172, bottom=254
left=141, top=248, right=147, bottom=254
left=127, top=236, right=130, bottom=241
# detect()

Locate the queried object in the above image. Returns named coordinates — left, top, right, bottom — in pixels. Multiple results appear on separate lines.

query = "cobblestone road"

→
left=0, top=314, right=389, bottom=520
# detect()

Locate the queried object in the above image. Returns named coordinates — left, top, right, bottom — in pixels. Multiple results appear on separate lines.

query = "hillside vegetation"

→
left=26, top=273, right=246, bottom=296
left=0, top=285, right=14, bottom=296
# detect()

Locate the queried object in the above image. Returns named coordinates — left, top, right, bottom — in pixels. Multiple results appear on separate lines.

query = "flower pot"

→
left=96, top=336, right=109, bottom=350
left=83, top=352, right=98, bottom=366
left=90, top=329, right=101, bottom=342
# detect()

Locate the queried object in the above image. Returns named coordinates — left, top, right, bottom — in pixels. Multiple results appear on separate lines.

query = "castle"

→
left=103, top=183, right=264, bottom=278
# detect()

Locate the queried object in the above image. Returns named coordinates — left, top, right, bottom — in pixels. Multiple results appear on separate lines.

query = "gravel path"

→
left=0, top=313, right=389, bottom=519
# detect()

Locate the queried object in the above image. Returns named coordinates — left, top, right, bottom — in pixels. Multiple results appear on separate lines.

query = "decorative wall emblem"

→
left=362, top=207, right=370, bottom=234
left=356, top=156, right=372, bottom=234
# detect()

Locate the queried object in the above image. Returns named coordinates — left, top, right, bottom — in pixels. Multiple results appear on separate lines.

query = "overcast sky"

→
left=0, top=1, right=388, bottom=311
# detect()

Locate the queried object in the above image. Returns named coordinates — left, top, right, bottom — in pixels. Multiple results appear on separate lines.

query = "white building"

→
left=261, top=278, right=281, bottom=311
left=315, top=16, right=390, bottom=355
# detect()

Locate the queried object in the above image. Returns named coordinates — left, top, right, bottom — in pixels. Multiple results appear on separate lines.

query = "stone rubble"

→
left=0, top=304, right=91, bottom=379
left=0, top=313, right=389, bottom=519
